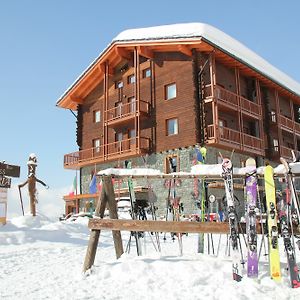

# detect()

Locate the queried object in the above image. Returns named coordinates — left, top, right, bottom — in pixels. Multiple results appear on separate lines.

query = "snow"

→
left=114, top=23, right=300, bottom=97
left=1, top=214, right=300, bottom=299
left=97, top=167, right=163, bottom=176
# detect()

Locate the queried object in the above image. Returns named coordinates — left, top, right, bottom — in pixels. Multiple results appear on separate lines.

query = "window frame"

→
left=164, top=154, right=179, bottom=174
left=93, top=138, right=101, bottom=153
left=143, top=68, right=151, bottom=78
left=93, top=110, right=101, bottom=123
left=128, top=74, right=136, bottom=84
left=166, top=118, right=178, bottom=136
left=165, top=83, right=177, bottom=100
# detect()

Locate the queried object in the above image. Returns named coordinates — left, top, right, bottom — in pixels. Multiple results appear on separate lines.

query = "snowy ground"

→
left=0, top=214, right=300, bottom=300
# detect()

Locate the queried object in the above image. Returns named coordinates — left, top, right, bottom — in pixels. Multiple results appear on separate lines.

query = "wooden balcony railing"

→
left=206, top=124, right=264, bottom=154
left=295, top=122, right=300, bottom=134
left=105, top=100, right=150, bottom=123
left=280, top=145, right=294, bottom=159
left=240, top=96, right=260, bottom=117
left=279, top=114, right=294, bottom=132
left=204, top=85, right=261, bottom=117
left=243, top=133, right=263, bottom=150
left=218, top=126, right=241, bottom=146
left=64, top=137, right=150, bottom=168
left=215, top=86, right=238, bottom=107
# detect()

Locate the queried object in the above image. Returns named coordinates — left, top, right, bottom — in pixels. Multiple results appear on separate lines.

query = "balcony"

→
left=105, top=100, right=150, bottom=127
left=205, top=85, right=261, bottom=118
left=206, top=124, right=264, bottom=156
left=64, top=137, right=150, bottom=169
left=280, top=145, right=294, bottom=160
left=279, top=114, right=294, bottom=133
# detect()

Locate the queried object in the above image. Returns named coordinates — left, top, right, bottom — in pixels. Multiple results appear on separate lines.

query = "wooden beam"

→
left=137, top=46, right=154, bottom=59
left=178, top=45, right=193, bottom=57
left=70, top=94, right=83, bottom=104
left=99, top=62, right=114, bottom=76
left=115, top=47, right=132, bottom=61
left=88, top=218, right=300, bottom=235
left=89, top=219, right=229, bottom=233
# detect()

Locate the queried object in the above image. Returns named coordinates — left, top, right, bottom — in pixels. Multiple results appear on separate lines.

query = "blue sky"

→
left=1, top=0, right=300, bottom=192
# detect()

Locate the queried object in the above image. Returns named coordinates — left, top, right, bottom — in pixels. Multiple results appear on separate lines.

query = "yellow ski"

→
left=264, top=165, right=281, bottom=282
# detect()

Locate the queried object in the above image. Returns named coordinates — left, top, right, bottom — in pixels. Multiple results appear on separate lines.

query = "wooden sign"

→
left=0, top=162, right=20, bottom=178
left=0, top=176, right=11, bottom=188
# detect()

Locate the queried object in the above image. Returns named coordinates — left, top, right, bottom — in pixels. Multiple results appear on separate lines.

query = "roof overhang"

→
left=56, top=23, right=300, bottom=110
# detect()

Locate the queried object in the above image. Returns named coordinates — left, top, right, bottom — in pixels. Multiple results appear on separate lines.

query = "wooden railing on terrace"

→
left=243, top=133, right=262, bottom=150
left=279, top=114, right=294, bottom=132
left=280, top=145, right=294, bottom=159
left=64, top=137, right=150, bottom=168
left=206, top=124, right=263, bottom=154
left=205, top=85, right=261, bottom=117
left=240, top=96, right=260, bottom=117
left=214, top=85, right=238, bottom=107
left=105, top=100, right=150, bottom=123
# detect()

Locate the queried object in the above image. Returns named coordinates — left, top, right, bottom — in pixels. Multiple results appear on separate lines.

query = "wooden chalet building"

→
left=56, top=23, right=300, bottom=216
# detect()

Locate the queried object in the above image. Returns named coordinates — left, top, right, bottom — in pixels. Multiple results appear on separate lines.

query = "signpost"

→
left=0, top=162, right=20, bottom=225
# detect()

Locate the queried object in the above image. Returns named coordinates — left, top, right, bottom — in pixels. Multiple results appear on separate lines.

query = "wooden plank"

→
left=89, top=218, right=300, bottom=235
left=89, top=219, right=229, bottom=233
left=104, top=176, right=124, bottom=259
left=82, top=181, right=107, bottom=273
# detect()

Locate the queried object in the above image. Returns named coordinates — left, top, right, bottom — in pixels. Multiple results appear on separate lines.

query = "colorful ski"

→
left=264, top=164, right=281, bottom=282
left=221, top=157, right=243, bottom=282
left=279, top=157, right=300, bottom=288
left=245, top=157, right=258, bottom=277
left=125, top=160, right=142, bottom=256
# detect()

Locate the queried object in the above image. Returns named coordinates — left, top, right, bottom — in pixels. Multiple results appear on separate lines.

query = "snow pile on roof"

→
left=114, top=23, right=300, bottom=97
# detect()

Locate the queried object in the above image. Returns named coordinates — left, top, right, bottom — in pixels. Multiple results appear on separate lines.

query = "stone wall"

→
left=80, top=146, right=258, bottom=220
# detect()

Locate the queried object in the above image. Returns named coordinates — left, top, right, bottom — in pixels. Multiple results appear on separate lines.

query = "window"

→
left=271, top=111, right=276, bottom=123
left=143, top=68, right=151, bottom=78
left=128, top=97, right=136, bottom=112
left=219, top=119, right=227, bottom=136
left=166, top=118, right=178, bottom=135
left=116, top=132, right=123, bottom=151
left=93, top=139, right=101, bottom=153
left=165, top=83, right=177, bottom=100
left=115, top=81, right=123, bottom=89
left=128, top=74, right=135, bottom=84
left=273, top=139, right=279, bottom=152
left=93, top=110, right=101, bottom=123
left=129, top=129, right=136, bottom=146
left=115, top=102, right=122, bottom=117
left=165, top=155, right=179, bottom=173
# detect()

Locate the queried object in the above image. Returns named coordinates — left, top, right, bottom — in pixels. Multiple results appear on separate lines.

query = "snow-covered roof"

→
left=114, top=23, right=300, bottom=97
left=57, top=23, right=300, bottom=106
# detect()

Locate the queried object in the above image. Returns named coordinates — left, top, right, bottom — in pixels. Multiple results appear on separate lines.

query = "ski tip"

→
left=246, top=157, right=256, bottom=167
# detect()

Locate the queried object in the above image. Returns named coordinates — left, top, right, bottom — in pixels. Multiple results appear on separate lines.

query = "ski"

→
left=125, top=160, right=142, bottom=256
left=264, top=164, right=281, bottom=282
left=195, top=147, right=206, bottom=253
left=142, top=155, right=161, bottom=252
left=245, top=157, right=258, bottom=278
left=221, top=157, right=243, bottom=282
left=279, top=157, right=300, bottom=288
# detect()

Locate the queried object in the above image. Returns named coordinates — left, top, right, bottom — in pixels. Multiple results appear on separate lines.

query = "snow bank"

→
left=1, top=215, right=300, bottom=299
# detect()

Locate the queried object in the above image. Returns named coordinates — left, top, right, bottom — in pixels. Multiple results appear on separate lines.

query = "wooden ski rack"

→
left=83, top=175, right=300, bottom=273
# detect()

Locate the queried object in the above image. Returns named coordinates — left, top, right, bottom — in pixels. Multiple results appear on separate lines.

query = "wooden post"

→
left=83, top=175, right=123, bottom=273
left=82, top=180, right=106, bottom=273
left=105, top=176, right=124, bottom=259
